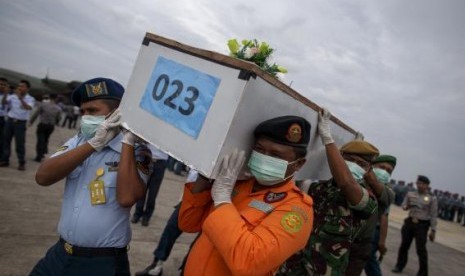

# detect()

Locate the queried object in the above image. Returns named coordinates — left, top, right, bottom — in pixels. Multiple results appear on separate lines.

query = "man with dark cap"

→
left=30, top=78, right=151, bottom=276
left=364, top=155, right=397, bottom=276
left=278, top=108, right=379, bottom=276
left=392, top=175, right=438, bottom=276
left=178, top=115, right=314, bottom=275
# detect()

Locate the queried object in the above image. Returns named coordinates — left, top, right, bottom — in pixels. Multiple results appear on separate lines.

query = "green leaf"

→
left=277, top=66, right=288, bottom=73
left=227, top=39, right=240, bottom=54
left=259, top=42, right=269, bottom=52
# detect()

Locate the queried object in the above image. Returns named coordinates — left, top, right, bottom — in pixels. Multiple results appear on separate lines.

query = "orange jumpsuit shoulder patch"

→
left=281, top=211, right=304, bottom=233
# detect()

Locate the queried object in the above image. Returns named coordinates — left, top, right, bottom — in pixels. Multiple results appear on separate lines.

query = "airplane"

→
left=0, top=67, right=82, bottom=101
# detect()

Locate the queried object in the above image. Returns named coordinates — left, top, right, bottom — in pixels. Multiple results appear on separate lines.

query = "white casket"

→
left=120, top=33, right=357, bottom=179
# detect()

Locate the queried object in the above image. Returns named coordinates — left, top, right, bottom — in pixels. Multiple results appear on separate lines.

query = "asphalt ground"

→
left=0, top=124, right=464, bottom=276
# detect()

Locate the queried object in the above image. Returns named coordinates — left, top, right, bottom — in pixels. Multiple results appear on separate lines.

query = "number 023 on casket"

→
left=120, top=33, right=356, bottom=179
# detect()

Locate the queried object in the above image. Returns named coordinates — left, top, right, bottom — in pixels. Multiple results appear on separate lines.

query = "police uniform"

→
left=279, top=140, right=379, bottom=276
left=178, top=116, right=314, bottom=276
left=30, top=78, right=151, bottom=276
left=393, top=175, right=438, bottom=276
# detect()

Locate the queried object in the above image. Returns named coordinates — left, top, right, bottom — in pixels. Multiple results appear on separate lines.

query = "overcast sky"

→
left=1, top=0, right=464, bottom=194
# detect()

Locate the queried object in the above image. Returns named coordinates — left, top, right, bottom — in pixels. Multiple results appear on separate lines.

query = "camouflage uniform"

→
left=278, top=179, right=378, bottom=276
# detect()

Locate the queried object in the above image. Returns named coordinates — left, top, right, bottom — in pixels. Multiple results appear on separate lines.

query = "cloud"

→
left=1, top=0, right=464, bottom=194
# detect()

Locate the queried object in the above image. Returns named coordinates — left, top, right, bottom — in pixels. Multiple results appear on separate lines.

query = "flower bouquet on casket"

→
left=227, top=39, right=288, bottom=77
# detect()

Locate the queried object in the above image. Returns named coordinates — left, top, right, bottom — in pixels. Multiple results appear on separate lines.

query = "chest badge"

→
left=264, top=192, right=287, bottom=203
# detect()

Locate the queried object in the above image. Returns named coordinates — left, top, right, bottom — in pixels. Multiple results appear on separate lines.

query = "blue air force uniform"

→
left=55, top=133, right=150, bottom=248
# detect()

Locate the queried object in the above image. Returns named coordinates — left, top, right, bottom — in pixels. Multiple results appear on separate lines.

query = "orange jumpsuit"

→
left=179, top=178, right=313, bottom=276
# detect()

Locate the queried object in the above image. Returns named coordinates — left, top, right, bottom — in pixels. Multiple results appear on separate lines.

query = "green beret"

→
left=340, top=140, right=379, bottom=161
left=254, top=116, right=311, bottom=148
left=373, top=155, right=397, bottom=168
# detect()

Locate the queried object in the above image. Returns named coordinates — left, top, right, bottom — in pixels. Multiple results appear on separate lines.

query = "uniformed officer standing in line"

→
left=0, top=79, right=35, bottom=170
left=392, top=175, right=438, bottom=276
left=30, top=78, right=151, bottom=276
left=178, top=116, right=314, bottom=276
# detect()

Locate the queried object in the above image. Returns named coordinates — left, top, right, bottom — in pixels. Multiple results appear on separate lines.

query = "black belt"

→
left=7, top=117, right=26, bottom=123
left=408, top=217, right=430, bottom=224
left=59, top=238, right=128, bottom=257
left=153, top=159, right=167, bottom=163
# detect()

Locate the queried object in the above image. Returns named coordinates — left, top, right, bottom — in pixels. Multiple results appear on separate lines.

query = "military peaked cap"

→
left=254, top=116, right=311, bottom=148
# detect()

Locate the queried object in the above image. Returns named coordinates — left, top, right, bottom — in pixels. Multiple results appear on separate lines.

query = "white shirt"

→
left=5, top=94, right=35, bottom=120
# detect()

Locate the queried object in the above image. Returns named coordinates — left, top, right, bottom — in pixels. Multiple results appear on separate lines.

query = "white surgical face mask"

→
left=248, top=150, right=298, bottom=186
left=80, top=115, right=105, bottom=140
left=373, top=168, right=391, bottom=184
left=345, top=160, right=366, bottom=182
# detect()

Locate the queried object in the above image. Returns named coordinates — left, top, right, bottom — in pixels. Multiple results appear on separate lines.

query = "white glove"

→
left=122, top=130, right=136, bottom=147
left=120, top=122, right=137, bottom=147
left=318, top=107, right=334, bottom=145
left=355, top=131, right=365, bottom=141
left=211, top=149, right=246, bottom=207
left=88, top=109, right=121, bottom=151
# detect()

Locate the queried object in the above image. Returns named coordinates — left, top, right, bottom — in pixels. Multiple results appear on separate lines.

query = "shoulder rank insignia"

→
left=264, top=192, right=287, bottom=203
left=281, top=211, right=304, bottom=233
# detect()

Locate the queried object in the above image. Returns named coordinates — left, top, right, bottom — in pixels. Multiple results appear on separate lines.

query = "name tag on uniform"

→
left=248, top=199, right=274, bottom=214
left=90, top=180, right=106, bottom=205
left=89, top=168, right=106, bottom=205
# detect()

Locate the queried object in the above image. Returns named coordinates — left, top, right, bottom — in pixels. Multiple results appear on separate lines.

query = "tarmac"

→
left=1, top=125, right=464, bottom=276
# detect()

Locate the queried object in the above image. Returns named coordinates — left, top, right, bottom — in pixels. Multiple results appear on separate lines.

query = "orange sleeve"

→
left=178, top=183, right=213, bottom=233
left=202, top=199, right=313, bottom=276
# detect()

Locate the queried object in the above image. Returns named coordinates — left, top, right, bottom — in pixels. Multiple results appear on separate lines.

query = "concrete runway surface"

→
left=0, top=125, right=464, bottom=276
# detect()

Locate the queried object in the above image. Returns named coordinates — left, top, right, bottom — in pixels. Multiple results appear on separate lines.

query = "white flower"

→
left=244, top=48, right=256, bottom=59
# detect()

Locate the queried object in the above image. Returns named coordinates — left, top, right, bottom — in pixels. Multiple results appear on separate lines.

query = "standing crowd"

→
left=0, top=77, right=84, bottom=169
left=1, top=76, right=439, bottom=276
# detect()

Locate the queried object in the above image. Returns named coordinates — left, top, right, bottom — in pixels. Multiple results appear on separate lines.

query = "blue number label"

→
left=140, top=56, right=221, bottom=139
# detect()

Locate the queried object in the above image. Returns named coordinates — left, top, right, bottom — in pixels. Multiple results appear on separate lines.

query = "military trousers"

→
left=134, top=160, right=167, bottom=221
left=346, top=240, right=373, bottom=276
left=35, top=123, right=55, bottom=160
left=30, top=240, right=130, bottom=276
left=153, top=203, right=183, bottom=261
left=395, top=217, right=430, bottom=276
left=1, top=119, right=26, bottom=165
